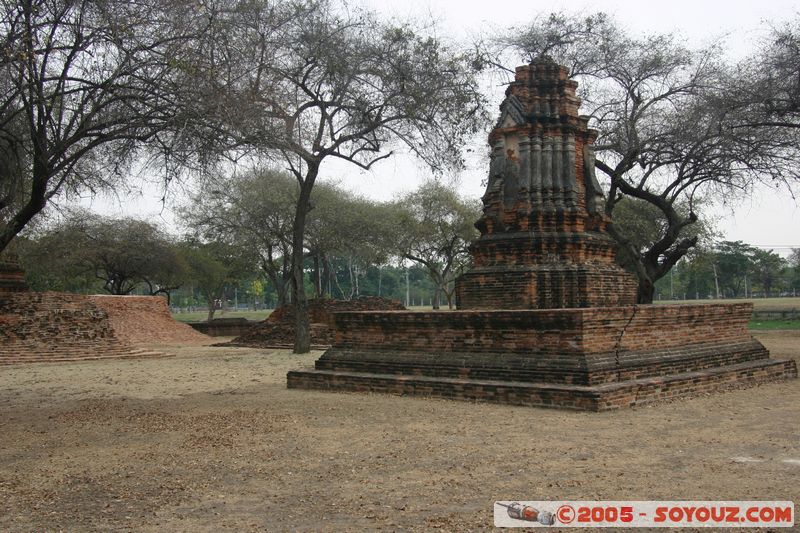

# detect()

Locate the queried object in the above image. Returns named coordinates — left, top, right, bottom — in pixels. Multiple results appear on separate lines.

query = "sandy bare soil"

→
left=1, top=331, right=799, bottom=532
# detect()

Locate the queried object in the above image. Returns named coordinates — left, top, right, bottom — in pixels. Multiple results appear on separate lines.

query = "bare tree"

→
left=723, top=18, right=800, bottom=130
left=0, top=0, right=202, bottom=254
left=191, top=0, right=488, bottom=352
left=489, top=13, right=800, bottom=302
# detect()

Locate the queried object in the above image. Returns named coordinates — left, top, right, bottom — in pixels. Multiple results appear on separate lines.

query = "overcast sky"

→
left=78, top=0, right=800, bottom=255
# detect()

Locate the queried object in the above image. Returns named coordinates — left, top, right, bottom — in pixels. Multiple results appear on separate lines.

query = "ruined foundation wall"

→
left=89, top=295, right=210, bottom=345
left=0, top=292, right=165, bottom=364
left=329, top=304, right=756, bottom=355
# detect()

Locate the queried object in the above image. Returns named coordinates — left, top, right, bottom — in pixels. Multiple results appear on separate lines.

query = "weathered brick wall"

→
left=0, top=292, right=165, bottom=364
left=455, top=266, right=637, bottom=309
left=228, top=297, right=405, bottom=347
left=330, top=304, right=755, bottom=355
left=188, top=318, right=258, bottom=337
left=311, top=304, right=776, bottom=387
left=0, top=267, right=28, bottom=292
left=89, top=295, right=209, bottom=345
left=288, top=358, right=797, bottom=411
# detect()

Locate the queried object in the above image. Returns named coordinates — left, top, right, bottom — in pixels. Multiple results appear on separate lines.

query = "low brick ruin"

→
left=0, top=251, right=207, bottom=363
left=89, top=295, right=210, bottom=345
left=227, top=297, right=405, bottom=348
left=0, top=291, right=166, bottom=364
left=288, top=59, right=797, bottom=410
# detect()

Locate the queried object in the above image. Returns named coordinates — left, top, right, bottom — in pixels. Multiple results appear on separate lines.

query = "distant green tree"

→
left=750, top=249, right=787, bottom=297
left=789, top=249, right=800, bottom=294
left=713, top=241, right=757, bottom=298
left=20, top=211, right=186, bottom=297
left=181, top=240, right=254, bottom=321
left=306, top=186, right=399, bottom=300
left=183, top=169, right=296, bottom=308
left=394, top=181, right=480, bottom=309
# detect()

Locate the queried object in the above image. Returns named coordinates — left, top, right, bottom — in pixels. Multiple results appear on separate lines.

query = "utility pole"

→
left=670, top=268, right=674, bottom=299
left=405, top=268, right=410, bottom=308
left=712, top=263, right=721, bottom=299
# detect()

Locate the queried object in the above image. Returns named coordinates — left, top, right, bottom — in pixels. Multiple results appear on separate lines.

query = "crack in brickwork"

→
left=613, top=305, right=639, bottom=382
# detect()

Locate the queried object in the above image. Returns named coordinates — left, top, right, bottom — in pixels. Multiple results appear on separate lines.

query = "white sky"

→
left=76, top=0, right=800, bottom=255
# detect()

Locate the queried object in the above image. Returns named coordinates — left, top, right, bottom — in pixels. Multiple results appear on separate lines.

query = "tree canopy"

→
left=0, top=0, right=203, bottom=253
left=183, top=0, right=488, bottom=351
left=21, top=211, right=185, bottom=295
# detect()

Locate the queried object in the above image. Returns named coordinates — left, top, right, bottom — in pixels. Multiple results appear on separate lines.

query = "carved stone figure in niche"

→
left=487, top=143, right=506, bottom=193
left=583, top=144, right=605, bottom=216
left=502, top=148, right=520, bottom=208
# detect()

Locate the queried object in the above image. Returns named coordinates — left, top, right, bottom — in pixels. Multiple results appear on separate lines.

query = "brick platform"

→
left=0, top=292, right=168, bottom=365
left=287, top=59, right=796, bottom=410
left=287, top=304, right=797, bottom=410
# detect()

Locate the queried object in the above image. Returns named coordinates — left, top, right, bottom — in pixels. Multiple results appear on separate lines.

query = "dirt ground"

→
left=1, top=331, right=799, bottom=532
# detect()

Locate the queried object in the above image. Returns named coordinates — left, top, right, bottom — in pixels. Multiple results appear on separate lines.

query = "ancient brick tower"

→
left=287, top=60, right=797, bottom=411
left=456, top=60, right=638, bottom=309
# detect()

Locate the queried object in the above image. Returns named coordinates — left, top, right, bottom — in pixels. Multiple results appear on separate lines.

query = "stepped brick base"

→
left=0, top=291, right=169, bottom=365
left=287, top=304, right=798, bottom=411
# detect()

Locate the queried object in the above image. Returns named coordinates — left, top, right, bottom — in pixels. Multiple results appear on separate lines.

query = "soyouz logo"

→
left=493, top=501, right=795, bottom=528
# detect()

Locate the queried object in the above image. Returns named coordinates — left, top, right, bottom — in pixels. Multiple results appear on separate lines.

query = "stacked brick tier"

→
left=89, top=295, right=210, bottom=345
left=454, top=59, right=638, bottom=309
left=0, top=292, right=166, bottom=364
left=288, top=304, right=797, bottom=411
left=227, top=297, right=405, bottom=348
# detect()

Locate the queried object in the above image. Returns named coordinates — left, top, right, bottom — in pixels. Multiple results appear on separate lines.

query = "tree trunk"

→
left=637, top=276, right=655, bottom=304
left=291, top=163, right=318, bottom=354
left=312, top=253, right=322, bottom=297
left=347, top=256, right=355, bottom=300
left=0, top=160, right=49, bottom=255
left=432, top=286, right=441, bottom=309
left=206, top=291, right=219, bottom=321
left=322, top=254, right=331, bottom=297
left=444, top=287, right=454, bottom=309
left=331, top=263, right=346, bottom=299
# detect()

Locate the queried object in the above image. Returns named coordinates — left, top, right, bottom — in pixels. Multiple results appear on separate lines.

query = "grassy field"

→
left=655, top=296, right=800, bottom=310
left=749, top=319, right=800, bottom=330
left=171, top=309, right=272, bottom=323
left=171, top=299, right=800, bottom=330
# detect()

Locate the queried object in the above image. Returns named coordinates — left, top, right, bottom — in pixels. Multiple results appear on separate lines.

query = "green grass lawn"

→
left=655, top=296, right=800, bottom=311
left=748, top=319, right=800, bottom=330
left=171, top=309, right=273, bottom=323
left=171, top=300, right=800, bottom=331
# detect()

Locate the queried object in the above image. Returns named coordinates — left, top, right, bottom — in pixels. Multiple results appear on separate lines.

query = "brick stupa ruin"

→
left=287, top=60, right=797, bottom=410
